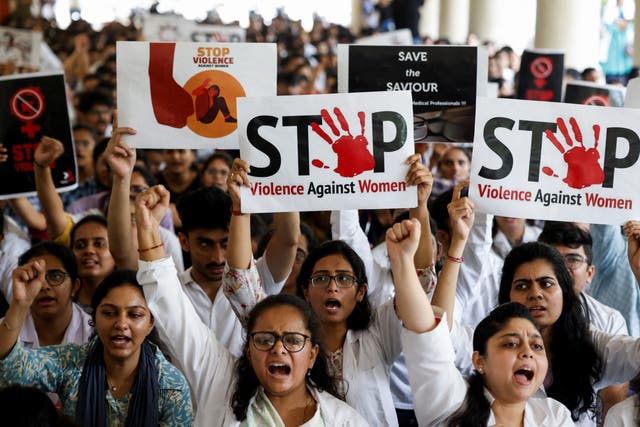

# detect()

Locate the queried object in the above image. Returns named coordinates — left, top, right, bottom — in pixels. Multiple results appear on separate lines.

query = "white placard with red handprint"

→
left=116, top=41, right=275, bottom=149
left=237, top=91, right=417, bottom=213
left=470, top=96, right=640, bottom=225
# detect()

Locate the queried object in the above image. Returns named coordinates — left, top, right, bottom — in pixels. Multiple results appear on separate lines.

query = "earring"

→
left=478, top=368, right=484, bottom=374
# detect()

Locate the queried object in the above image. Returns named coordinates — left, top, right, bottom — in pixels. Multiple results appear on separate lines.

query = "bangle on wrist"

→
left=138, top=242, right=164, bottom=253
left=446, top=253, right=464, bottom=263
left=33, top=160, right=48, bottom=169
left=231, top=208, right=245, bottom=216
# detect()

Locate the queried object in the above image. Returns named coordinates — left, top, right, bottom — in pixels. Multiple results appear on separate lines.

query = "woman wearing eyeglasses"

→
left=134, top=185, right=367, bottom=426
left=0, top=241, right=93, bottom=349
left=213, top=158, right=436, bottom=427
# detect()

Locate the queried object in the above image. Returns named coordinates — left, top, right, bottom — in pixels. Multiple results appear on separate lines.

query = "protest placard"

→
left=469, top=97, right=640, bottom=225
left=143, top=14, right=245, bottom=43
left=0, top=72, right=76, bottom=200
left=517, top=49, right=564, bottom=102
left=0, top=26, right=42, bottom=69
left=338, top=44, right=487, bottom=144
left=117, top=41, right=276, bottom=149
left=564, top=80, right=625, bottom=107
left=237, top=91, right=417, bottom=213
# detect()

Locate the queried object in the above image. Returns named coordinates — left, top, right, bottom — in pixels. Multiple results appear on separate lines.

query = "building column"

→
left=535, top=0, right=601, bottom=70
left=468, top=0, right=536, bottom=54
left=351, top=0, right=362, bottom=36
left=439, top=0, right=469, bottom=44
left=419, top=0, right=440, bottom=40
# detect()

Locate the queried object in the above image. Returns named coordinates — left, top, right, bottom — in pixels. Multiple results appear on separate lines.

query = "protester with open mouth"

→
left=387, top=216, right=573, bottom=425
left=134, top=185, right=367, bottom=426
left=219, top=158, right=435, bottom=427
left=439, top=241, right=640, bottom=426
left=0, top=267, right=192, bottom=426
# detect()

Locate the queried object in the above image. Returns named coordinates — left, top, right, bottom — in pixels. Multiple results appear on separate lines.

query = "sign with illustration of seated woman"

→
left=237, top=91, right=416, bottom=213
left=0, top=72, right=76, bottom=200
left=469, top=96, right=640, bottom=225
left=337, top=44, right=487, bottom=144
left=116, top=41, right=275, bottom=149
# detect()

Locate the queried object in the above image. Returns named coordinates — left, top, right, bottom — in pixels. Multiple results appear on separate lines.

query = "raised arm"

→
left=264, top=211, right=299, bottom=283
left=0, top=260, right=45, bottom=359
left=8, top=198, right=46, bottom=232
left=105, top=127, right=138, bottom=269
left=386, top=218, right=436, bottom=333
left=33, top=136, right=69, bottom=238
left=406, top=153, right=435, bottom=269
left=623, top=220, right=640, bottom=283
left=226, top=158, right=252, bottom=270
left=431, top=181, right=474, bottom=328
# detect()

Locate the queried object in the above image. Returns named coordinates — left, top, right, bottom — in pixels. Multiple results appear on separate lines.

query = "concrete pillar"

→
left=351, top=0, right=362, bottom=36
left=468, top=0, right=536, bottom=53
left=419, top=0, right=440, bottom=40
left=535, top=0, right=601, bottom=70
left=439, top=0, right=469, bottom=43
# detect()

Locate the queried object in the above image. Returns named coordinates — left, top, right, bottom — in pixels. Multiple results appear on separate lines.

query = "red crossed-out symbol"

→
left=9, top=86, right=45, bottom=138
left=530, top=57, right=553, bottom=89
left=583, top=94, right=611, bottom=107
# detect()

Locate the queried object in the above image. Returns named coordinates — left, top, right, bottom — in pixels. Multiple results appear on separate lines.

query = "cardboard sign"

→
left=237, top=91, right=417, bottom=213
left=469, top=97, right=640, bottom=225
left=564, top=81, right=625, bottom=107
left=0, top=27, right=42, bottom=69
left=143, top=14, right=245, bottom=42
left=338, top=45, right=487, bottom=143
left=117, top=41, right=276, bottom=149
left=0, top=72, right=76, bottom=200
left=517, top=49, right=564, bottom=102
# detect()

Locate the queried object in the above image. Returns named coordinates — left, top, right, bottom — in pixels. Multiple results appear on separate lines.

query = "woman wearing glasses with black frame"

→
left=218, top=158, right=435, bottom=427
left=134, top=185, right=367, bottom=426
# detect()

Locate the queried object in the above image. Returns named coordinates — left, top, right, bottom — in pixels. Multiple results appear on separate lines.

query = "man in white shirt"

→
left=538, top=221, right=628, bottom=420
left=176, top=187, right=299, bottom=356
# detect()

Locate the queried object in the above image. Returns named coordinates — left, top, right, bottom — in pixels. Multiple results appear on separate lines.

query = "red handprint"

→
left=310, top=107, right=375, bottom=178
left=543, top=117, right=604, bottom=189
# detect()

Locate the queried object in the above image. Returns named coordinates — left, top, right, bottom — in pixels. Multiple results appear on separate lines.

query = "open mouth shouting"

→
left=527, top=305, right=546, bottom=317
left=110, top=335, right=132, bottom=348
left=513, top=366, right=535, bottom=386
left=268, top=362, right=292, bottom=378
left=324, top=298, right=342, bottom=314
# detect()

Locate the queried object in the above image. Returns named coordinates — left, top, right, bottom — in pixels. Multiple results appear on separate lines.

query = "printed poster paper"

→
left=0, top=27, right=42, bottom=69
left=338, top=44, right=487, bottom=144
left=238, top=91, right=417, bottom=213
left=517, top=49, right=564, bottom=102
left=117, top=41, right=276, bottom=149
left=470, top=97, right=640, bottom=225
left=0, top=72, right=76, bottom=200
left=564, top=81, right=625, bottom=107
left=143, top=14, right=245, bottom=42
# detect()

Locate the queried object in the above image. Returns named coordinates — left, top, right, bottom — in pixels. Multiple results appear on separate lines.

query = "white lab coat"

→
left=402, top=319, right=574, bottom=427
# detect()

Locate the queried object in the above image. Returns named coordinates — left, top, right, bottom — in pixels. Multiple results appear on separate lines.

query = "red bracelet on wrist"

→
left=138, top=242, right=164, bottom=253
left=446, top=253, right=464, bottom=263
left=231, top=208, right=245, bottom=216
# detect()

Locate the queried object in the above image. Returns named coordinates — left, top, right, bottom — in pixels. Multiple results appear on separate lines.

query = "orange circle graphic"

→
left=183, top=70, right=245, bottom=138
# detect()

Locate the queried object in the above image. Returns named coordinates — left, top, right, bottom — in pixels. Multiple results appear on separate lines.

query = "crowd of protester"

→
left=1, top=3, right=640, bottom=427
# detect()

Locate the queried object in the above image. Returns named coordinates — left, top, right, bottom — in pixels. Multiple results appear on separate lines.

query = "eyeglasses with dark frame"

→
left=250, top=331, right=310, bottom=352
left=44, top=269, right=70, bottom=286
left=309, top=273, right=358, bottom=288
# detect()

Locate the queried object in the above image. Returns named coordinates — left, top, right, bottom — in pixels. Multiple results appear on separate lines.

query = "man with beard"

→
left=176, top=186, right=299, bottom=356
